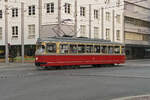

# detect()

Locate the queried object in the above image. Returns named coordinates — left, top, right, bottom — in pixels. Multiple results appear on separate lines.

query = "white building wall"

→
left=42, top=0, right=58, bottom=25
left=23, top=0, right=39, bottom=45
left=0, top=0, right=39, bottom=45
left=0, top=0, right=124, bottom=46
left=7, top=2, right=21, bottom=45
left=0, top=1, right=5, bottom=45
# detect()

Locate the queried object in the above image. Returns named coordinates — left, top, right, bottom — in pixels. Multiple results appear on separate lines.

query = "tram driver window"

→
left=60, top=44, right=69, bottom=54
left=36, top=45, right=45, bottom=54
left=46, top=43, right=56, bottom=53
left=78, top=45, right=85, bottom=53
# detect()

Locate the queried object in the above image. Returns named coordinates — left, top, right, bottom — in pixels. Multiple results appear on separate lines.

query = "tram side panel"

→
left=35, top=54, right=125, bottom=67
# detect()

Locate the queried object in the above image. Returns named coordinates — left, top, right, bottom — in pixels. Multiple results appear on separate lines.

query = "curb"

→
left=0, top=63, right=35, bottom=69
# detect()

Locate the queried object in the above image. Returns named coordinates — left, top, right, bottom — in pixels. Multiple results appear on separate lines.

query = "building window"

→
left=46, top=3, right=54, bottom=13
left=94, top=10, right=99, bottom=19
left=0, top=10, right=2, bottom=19
left=80, top=7, right=86, bottom=17
left=28, top=24, right=35, bottom=39
left=12, top=26, right=18, bottom=38
left=143, top=34, right=150, bottom=41
left=116, top=0, right=121, bottom=7
left=106, top=12, right=110, bottom=21
left=12, top=8, right=18, bottom=17
left=80, top=25, right=86, bottom=37
left=94, top=27, right=99, bottom=38
left=116, top=30, right=120, bottom=40
left=125, top=17, right=150, bottom=28
left=116, top=15, right=120, bottom=23
left=0, top=27, right=2, bottom=40
left=64, top=3, right=71, bottom=14
left=125, top=32, right=143, bottom=40
left=106, top=28, right=110, bottom=40
left=28, top=5, right=35, bottom=15
left=105, top=0, right=110, bottom=4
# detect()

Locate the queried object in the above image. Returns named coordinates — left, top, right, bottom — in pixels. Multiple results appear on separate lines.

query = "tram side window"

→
left=46, top=43, right=56, bottom=53
left=60, top=44, right=69, bottom=54
left=108, top=46, right=114, bottom=54
left=78, top=45, right=85, bottom=53
left=70, top=44, right=77, bottom=53
left=86, top=45, right=93, bottom=53
left=94, top=45, right=101, bottom=53
left=114, top=46, right=120, bottom=54
left=101, top=46, right=108, bottom=54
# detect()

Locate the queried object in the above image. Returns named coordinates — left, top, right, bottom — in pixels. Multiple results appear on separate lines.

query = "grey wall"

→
left=40, top=24, right=75, bottom=38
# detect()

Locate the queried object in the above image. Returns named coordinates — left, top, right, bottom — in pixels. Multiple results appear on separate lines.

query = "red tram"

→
left=35, top=37, right=125, bottom=68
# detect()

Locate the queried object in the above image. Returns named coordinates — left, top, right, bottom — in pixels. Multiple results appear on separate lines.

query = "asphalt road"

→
left=0, top=59, right=150, bottom=100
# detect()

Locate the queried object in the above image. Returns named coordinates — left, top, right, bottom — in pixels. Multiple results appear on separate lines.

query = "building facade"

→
left=0, top=0, right=149, bottom=59
left=124, top=0, right=150, bottom=59
left=0, top=0, right=40, bottom=57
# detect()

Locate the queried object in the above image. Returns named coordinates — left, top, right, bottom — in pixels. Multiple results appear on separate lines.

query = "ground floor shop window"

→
left=25, top=45, right=36, bottom=57
left=0, top=46, right=5, bottom=59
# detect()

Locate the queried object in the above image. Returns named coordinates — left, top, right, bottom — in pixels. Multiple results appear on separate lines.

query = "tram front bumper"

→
left=35, top=62, right=47, bottom=67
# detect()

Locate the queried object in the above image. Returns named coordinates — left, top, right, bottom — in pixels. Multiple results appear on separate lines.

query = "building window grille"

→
left=106, top=28, right=110, bottom=40
left=116, top=30, right=120, bottom=40
left=0, top=10, right=2, bottom=19
left=46, top=3, right=54, bottom=13
left=94, top=10, right=99, bottom=19
left=64, top=3, right=71, bottom=14
left=106, top=12, right=110, bottom=21
left=12, top=26, right=18, bottom=38
left=0, top=27, right=2, bottom=40
left=94, top=27, right=99, bottom=38
left=12, top=8, right=18, bottom=17
left=28, top=24, right=35, bottom=39
left=80, top=7, right=86, bottom=17
left=80, top=25, right=86, bottom=37
left=28, top=5, right=35, bottom=15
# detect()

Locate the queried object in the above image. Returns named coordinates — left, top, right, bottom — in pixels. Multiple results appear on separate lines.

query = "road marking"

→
left=112, top=94, right=150, bottom=100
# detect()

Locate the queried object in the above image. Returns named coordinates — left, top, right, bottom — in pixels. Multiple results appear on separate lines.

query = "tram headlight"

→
left=35, top=57, right=38, bottom=61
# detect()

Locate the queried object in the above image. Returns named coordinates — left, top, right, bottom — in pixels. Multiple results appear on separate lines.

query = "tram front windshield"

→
left=35, top=44, right=45, bottom=54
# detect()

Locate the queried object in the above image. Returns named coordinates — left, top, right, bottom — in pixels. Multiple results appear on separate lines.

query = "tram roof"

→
left=37, top=37, right=123, bottom=45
